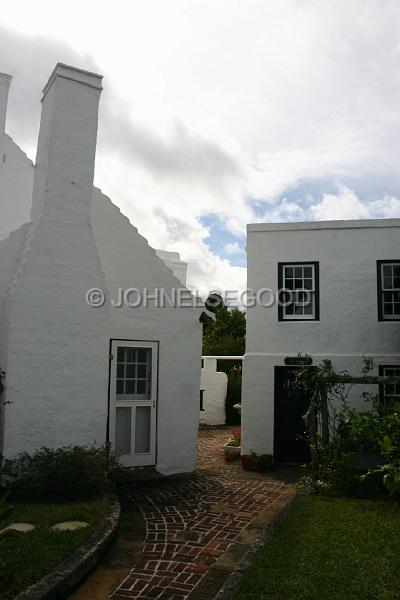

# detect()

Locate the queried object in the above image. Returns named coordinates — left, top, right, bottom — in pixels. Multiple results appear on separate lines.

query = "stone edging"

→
left=14, top=497, right=121, bottom=600
left=212, top=493, right=299, bottom=600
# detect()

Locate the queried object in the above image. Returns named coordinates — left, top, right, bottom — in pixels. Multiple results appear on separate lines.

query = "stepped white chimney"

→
left=0, top=72, right=12, bottom=135
left=31, top=63, right=103, bottom=221
left=3, top=64, right=110, bottom=457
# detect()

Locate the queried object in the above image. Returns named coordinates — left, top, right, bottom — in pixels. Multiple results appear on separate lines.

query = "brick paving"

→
left=109, top=428, right=292, bottom=600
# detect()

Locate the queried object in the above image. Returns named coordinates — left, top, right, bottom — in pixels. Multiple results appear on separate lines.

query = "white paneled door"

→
left=109, top=340, right=157, bottom=467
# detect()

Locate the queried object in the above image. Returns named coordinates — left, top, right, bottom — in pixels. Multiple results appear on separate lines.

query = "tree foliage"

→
left=202, top=293, right=246, bottom=356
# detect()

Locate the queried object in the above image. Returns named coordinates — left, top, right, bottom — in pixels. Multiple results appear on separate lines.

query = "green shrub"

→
left=362, top=434, right=400, bottom=497
left=0, top=445, right=120, bottom=501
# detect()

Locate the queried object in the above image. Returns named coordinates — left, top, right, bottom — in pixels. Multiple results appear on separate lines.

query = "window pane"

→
left=295, top=305, right=304, bottom=315
left=285, top=279, right=294, bottom=289
left=137, top=364, right=147, bottom=378
left=126, top=349, right=136, bottom=362
left=285, top=267, right=293, bottom=277
left=295, top=279, right=303, bottom=289
left=126, top=364, right=136, bottom=378
left=384, top=303, right=393, bottom=315
left=137, top=380, right=146, bottom=394
left=304, top=278, right=313, bottom=290
left=135, top=406, right=151, bottom=453
left=116, top=407, right=131, bottom=456
left=117, top=348, right=124, bottom=362
left=384, top=276, right=393, bottom=289
left=383, top=265, right=392, bottom=278
left=294, top=267, right=302, bottom=278
left=304, top=302, right=313, bottom=314
left=285, top=303, right=294, bottom=315
left=115, top=347, right=152, bottom=396
left=126, top=380, right=135, bottom=394
left=137, top=349, right=148, bottom=362
left=303, top=267, right=312, bottom=278
left=394, top=265, right=400, bottom=277
left=394, top=303, right=400, bottom=315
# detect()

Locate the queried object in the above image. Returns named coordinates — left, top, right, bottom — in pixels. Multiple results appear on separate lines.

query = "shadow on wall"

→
left=226, top=366, right=241, bottom=426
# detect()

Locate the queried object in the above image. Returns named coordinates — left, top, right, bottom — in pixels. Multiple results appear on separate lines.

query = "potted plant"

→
left=223, top=429, right=241, bottom=461
left=240, top=454, right=253, bottom=470
left=251, top=453, right=274, bottom=472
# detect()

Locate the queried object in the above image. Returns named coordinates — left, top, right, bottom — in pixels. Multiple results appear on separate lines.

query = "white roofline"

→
left=247, top=218, right=400, bottom=233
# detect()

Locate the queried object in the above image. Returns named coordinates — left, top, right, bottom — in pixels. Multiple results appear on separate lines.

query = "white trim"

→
left=247, top=218, right=400, bottom=233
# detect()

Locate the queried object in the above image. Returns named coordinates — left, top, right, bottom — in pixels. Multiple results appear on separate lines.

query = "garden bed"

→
left=230, top=494, right=400, bottom=600
left=0, top=498, right=113, bottom=599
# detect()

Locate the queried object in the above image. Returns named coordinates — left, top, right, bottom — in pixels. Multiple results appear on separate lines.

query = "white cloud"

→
left=310, top=186, right=370, bottom=220
left=224, top=242, right=242, bottom=255
left=2, top=1, right=400, bottom=294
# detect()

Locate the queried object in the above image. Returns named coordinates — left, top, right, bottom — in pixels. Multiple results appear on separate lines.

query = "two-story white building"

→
left=241, top=219, right=400, bottom=462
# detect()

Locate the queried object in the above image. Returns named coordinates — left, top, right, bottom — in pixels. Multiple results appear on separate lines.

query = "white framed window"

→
left=378, top=261, right=400, bottom=321
left=116, top=346, right=152, bottom=400
left=380, top=365, right=400, bottom=411
left=278, top=262, right=319, bottom=321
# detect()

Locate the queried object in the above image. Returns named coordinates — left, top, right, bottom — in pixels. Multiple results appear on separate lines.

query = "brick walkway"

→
left=108, top=428, right=293, bottom=600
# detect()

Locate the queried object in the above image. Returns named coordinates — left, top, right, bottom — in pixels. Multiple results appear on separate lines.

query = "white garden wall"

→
left=200, top=358, right=228, bottom=425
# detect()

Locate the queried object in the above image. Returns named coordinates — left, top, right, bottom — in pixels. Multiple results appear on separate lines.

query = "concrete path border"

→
left=14, top=498, right=120, bottom=600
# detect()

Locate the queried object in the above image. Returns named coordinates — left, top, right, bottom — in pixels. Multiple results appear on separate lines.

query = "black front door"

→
left=274, top=367, right=311, bottom=463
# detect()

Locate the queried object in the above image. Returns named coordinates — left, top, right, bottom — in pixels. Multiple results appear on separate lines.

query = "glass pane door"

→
left=110, top=340, right=157, bottom=467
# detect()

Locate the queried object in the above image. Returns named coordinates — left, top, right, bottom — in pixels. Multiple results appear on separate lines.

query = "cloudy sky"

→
left=1, top=1, right=400, bottom=296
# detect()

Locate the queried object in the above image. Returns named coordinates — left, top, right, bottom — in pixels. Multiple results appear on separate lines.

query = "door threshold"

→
left=118, top=466, right=166, bottom=482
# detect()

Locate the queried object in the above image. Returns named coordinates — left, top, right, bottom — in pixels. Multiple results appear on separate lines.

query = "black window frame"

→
left=278, top=261, right=320, bottom=322
left=379, top=364, right=400, bottom=412
left=377, top=260, right=400, bottom=322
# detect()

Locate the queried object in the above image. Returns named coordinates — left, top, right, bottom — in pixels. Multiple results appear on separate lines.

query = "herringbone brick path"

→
left=110, top=429, right=289, bottom=600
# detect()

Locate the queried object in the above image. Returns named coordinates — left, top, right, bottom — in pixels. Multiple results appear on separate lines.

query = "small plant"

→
left=251, top=453, right=274, bottom=472
left=240, top=452, right=273, bottom=472
left=1, top=445, right=121, bottom=501
left=227, top=428, right=241, bottom=447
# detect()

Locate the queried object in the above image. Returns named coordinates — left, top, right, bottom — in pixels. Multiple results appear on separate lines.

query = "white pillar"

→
left=0, top=72, right=12, bottom=135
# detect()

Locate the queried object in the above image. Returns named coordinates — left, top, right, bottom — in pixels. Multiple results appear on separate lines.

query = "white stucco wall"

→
left=0, top=134, right=34, bottom=241
left=200, top=358, right=227, bottom=425
left=1, top=64, right=202, bottom=476
left=92, top=189, right=202, bottom=475
left=155, top=250, right=188, bottom=287
left=242, top=220, right=400, bottom=456
left=0, top=73, right=34, bottom=241
left=3, top=65, right=110, bottom=457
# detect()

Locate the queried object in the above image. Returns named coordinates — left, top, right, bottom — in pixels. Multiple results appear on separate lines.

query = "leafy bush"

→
left=362, top=434, right=400, bottom=497
left=306, top=403, right=400, bottom=496
left=0, top=445, right=120, bottom=501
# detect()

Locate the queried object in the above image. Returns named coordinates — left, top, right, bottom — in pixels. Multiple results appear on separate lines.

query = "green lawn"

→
left=231, top=495, right=400, bottom=600
left=0, top=498, right=109, bottom=599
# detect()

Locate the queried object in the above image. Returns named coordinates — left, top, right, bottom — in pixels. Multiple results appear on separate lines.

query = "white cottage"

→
left=0, top=64, right=204, bottom=475
left=242, top=219, right=400, bottom=462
